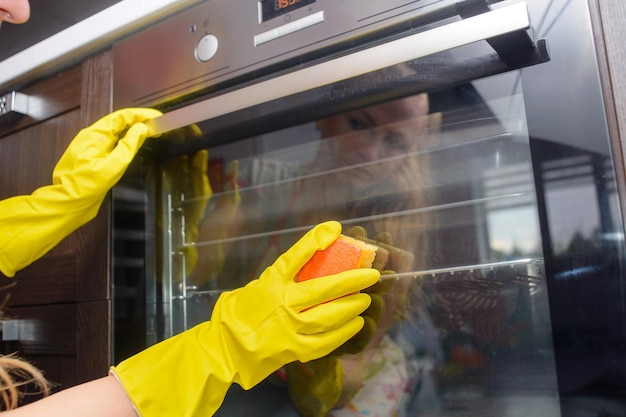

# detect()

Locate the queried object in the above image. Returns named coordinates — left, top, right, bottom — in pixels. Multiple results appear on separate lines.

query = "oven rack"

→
left=180, top=258, right=544, bottom=300
left=402, top=258, right=543, bottom=287
left=175, top=128, right=517, bottom=210
left=177, top=193, right=532, bottom=253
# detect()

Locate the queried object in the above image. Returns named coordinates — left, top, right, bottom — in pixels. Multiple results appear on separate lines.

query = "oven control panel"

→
left=113, top=0, right=462, bottom=109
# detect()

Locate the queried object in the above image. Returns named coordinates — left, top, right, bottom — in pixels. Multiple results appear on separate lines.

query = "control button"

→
left=254, top=28, right=280, bottom=46
left=195, top=33, right=219, bottom=62
left=254, top=11, right=324, bottom=46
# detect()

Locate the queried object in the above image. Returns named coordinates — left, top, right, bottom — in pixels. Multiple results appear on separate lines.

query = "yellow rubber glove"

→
left=158, top=133, right=241, bottom=286
left=110, top=221, right=380, bottom=417
left=286, top=356, right=344, bottom=417
left=285, top=276, right=390, bottom=417
left=286, top=227, right=416, bottom=417
left=0, top=108, right=162, bottom=277
left=286, top=271, right=408, bottom=417
left=160, top=149, right=212, bottom=281
left=187, top=157, right=241, bottom=286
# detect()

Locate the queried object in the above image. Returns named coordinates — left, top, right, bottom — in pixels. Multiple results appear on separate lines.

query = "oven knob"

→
left=195, top=34, right=219, bottom=62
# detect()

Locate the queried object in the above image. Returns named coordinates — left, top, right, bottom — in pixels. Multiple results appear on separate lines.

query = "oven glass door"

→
left=159, top=69, right=558, bottom=416
left=111, top=0, right=626, bottom=415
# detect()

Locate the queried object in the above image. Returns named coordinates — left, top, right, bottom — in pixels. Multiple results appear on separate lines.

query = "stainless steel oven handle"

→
left=146, top=1, right=531, bottom=137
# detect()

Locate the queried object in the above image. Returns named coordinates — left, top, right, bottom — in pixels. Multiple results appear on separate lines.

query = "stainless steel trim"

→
left=254, top=11, right=325, bottom=46
left=146, top=2, right=531, bottom=137
left=0, top=90, right=28, bottom=120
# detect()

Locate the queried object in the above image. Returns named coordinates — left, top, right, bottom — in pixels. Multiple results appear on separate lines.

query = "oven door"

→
left=111, top=0, right=626, bottom=416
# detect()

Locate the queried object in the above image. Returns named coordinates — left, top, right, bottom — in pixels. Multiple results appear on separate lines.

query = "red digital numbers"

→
left=275, top=0, right=298, bottom=10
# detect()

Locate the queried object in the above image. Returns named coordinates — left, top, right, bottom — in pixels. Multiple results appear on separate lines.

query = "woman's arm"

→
left=2, top=376, right=136, bottom=417
left=2, top=222, right=379, bottom=417
left=0, top=108, right=161, bottom=278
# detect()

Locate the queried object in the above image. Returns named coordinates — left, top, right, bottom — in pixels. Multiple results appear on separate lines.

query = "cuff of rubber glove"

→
left=0, top=252, right=17, bottom=278
left=109, top=368, right=143, bottom=417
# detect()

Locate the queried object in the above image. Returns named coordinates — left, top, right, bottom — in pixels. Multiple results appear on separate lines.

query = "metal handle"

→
left=147, top=1, right=532, bottom=137
left=1, top=319, right=38, bottom=342
left=0, top=91, right=28, bottom=123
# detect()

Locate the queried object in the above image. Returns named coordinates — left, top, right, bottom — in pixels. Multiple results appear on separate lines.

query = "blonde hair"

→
left=0, top=354, right=50, bottom=410
left=0, top=283, right=51, bottom=410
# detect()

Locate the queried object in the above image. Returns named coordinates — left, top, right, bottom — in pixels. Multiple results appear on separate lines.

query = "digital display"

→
left=260, top=0, right=316, bottom=22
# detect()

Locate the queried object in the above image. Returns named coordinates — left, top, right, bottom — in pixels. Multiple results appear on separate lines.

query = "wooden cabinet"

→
left=0, top=51, right=113, bottom=399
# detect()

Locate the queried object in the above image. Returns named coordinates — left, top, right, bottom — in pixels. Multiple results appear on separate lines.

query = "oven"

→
left=110, top=0, right=626, bottom=415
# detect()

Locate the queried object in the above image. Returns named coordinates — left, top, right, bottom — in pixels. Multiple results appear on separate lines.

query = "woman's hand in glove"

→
left=0, top=108, right=162, bottom=277
left=110, top=220, right=380, bottom=417
left=52, top=108, right=162, bottom=195
left=286, top=226, right=416, bottom=417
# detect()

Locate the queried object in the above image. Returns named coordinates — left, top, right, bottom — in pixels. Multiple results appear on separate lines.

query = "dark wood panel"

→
left=80, top=49, right=113, bottom=126
left=74, top=49, right=114, bottom=303
left=4, top=254, right=77, bottom=306
left=1, top=303, right=77, bottom=356
left=0, top=103, right=82, bottom=199
left=76, top=300, right=112, bottom=383
left=0, top=300, right=111, bottom=398
left=0, top=64, right=82, bottom=137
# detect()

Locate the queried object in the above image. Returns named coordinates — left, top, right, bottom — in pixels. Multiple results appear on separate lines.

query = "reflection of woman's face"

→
left=317, top=93, right=430, bottom=190
left=0, top=0, right=30, bottom=25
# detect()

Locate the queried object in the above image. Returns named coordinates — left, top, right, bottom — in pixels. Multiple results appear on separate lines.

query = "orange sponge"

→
left=297, top=235, right=378, bottom=282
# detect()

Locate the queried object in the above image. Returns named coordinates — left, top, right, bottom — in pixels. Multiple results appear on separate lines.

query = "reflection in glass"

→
left=148, top=69, right=564, bottom=416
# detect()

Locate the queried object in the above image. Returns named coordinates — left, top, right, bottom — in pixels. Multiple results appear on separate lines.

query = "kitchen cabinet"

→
left=0, top=51, right=113, bottom=400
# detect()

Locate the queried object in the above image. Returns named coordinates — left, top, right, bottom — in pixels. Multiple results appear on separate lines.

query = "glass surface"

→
left=111, top=0, right=626, bottom=415
left=153, top=69, right=562, bottom=415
